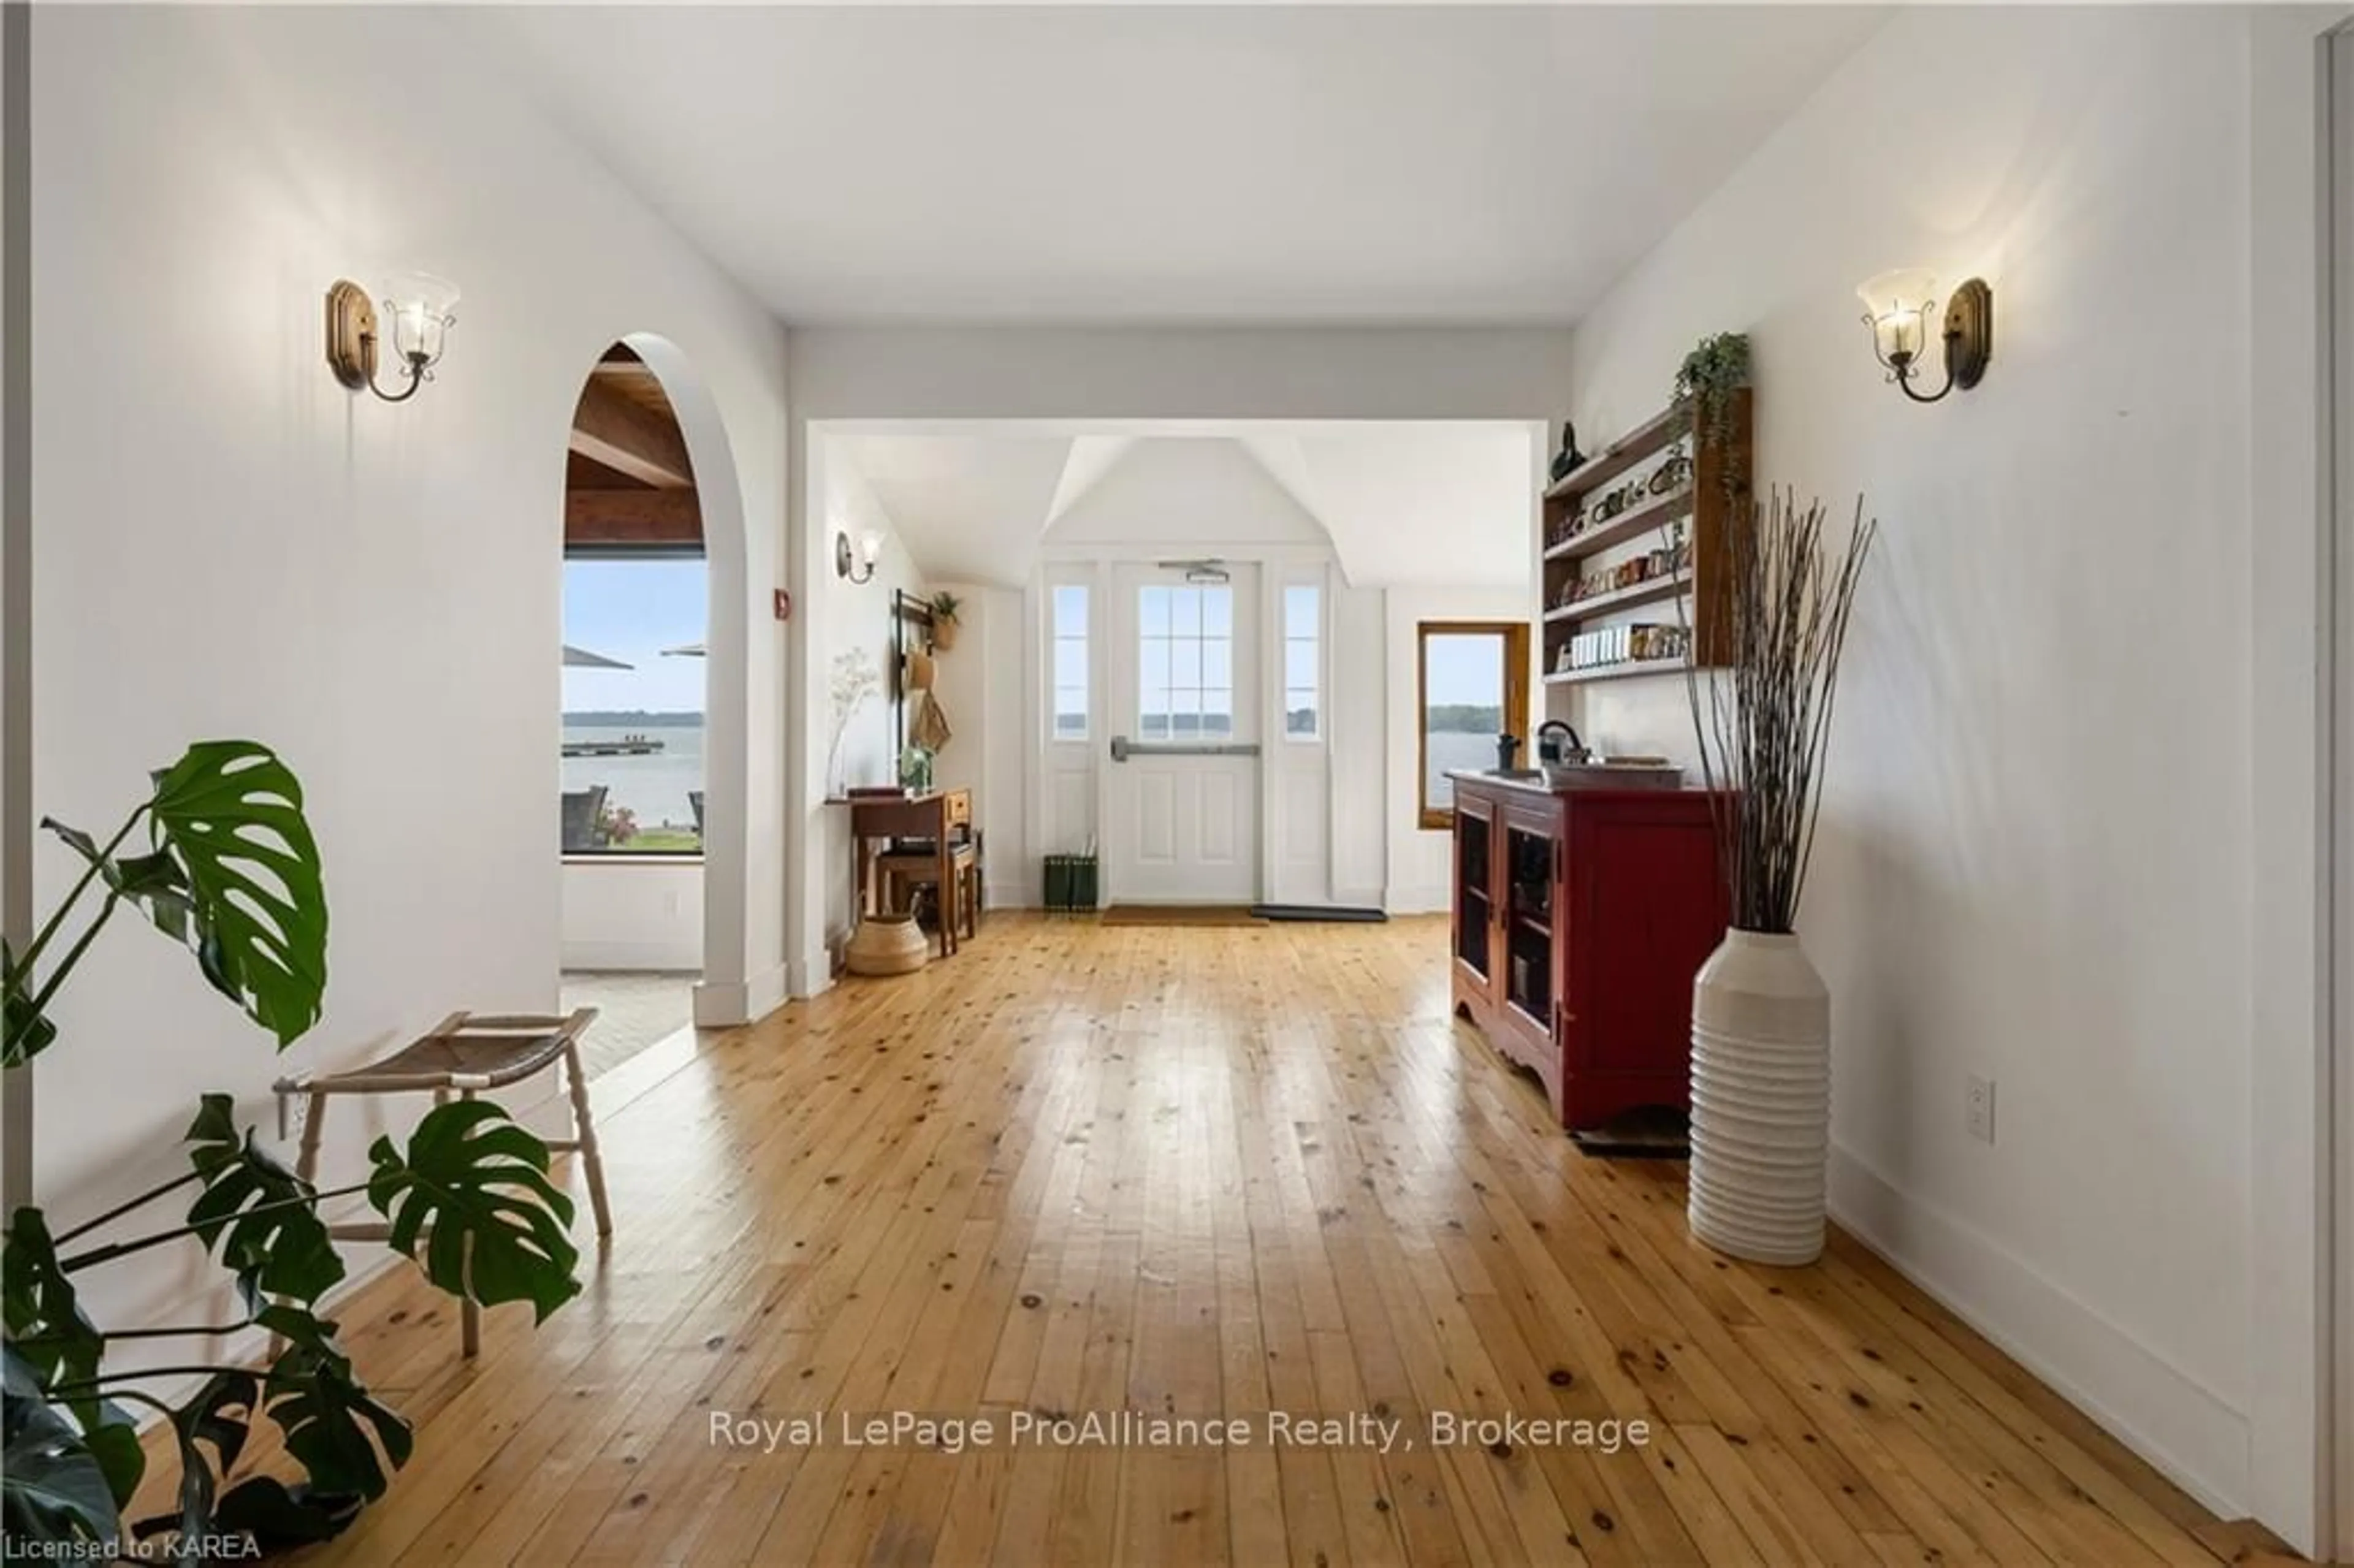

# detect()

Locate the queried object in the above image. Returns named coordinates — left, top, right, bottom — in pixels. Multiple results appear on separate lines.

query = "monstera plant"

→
left=1, top=742, right=582, bottom=1558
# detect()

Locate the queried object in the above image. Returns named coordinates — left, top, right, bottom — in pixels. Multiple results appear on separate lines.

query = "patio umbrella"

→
left=563, top=644, right=633, bottom=669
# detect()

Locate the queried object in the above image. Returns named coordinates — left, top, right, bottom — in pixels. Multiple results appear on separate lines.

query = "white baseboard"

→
left=693, top=975, right=745, bottom=1026
left=986, top=874, right=1041, bottom=909
left=561, top=942, right=700, bottom=973
left=1383, top=881, right=1451, bottom=915
left=745, top=962, right=788, bottom=1022
left=694, top=961, right=788, bottom=1026
left=788, top=946, right=836, bottom=1000
left=1827, top=1144, right=2248, bottom=1520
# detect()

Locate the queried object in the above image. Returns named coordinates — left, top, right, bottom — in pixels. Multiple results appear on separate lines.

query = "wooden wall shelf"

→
left=1542, top=569, right=1689, bottom=624
left=1542, top=658, right=1689, bottom=687
left=1542, top=485, right=1692, bottom=563
left=1538, top=388, right=1751, bottom=679
left=1542, top=405, right=1686, bottom=501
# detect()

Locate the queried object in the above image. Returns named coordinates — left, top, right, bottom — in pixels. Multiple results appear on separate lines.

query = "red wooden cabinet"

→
left=1448, top=773, right=1730, bottom=1133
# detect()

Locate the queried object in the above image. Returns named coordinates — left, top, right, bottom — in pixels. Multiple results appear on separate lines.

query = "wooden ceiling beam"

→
left=568, top=450, right=653, bottom=492
left=569, top=379, right=693, bottom=490
left=565, top=488, right=703, bottom=546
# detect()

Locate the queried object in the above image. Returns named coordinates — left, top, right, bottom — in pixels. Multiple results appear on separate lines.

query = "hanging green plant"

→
left=1672, top=332, right=1753, bottom=496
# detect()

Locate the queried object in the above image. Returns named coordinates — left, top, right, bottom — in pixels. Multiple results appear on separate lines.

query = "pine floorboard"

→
left=128, top=914, right=2263, bottom=1566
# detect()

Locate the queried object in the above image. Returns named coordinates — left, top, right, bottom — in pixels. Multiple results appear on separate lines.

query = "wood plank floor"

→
left=134, top=915, right=2269, bottom=1566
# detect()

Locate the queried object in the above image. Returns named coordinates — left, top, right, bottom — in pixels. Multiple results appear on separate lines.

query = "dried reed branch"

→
left=1681, top=491, right=1876, bottom=933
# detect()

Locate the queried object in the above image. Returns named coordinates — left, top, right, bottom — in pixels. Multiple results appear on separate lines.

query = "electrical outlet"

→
left=1965, top=1075, right=1996, bottom=1144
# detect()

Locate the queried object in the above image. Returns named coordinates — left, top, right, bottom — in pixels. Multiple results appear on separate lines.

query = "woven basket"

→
left=846, top=914, right=929, bottom=977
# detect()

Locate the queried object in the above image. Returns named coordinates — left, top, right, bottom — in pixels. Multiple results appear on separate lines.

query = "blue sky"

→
left=562, top=557, right=707, bottom=715
left=1423, top=631, right=1507, bottom=707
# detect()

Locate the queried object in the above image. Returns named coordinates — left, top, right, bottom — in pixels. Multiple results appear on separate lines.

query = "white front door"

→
left=1105, top=564, right=1260, bottom=904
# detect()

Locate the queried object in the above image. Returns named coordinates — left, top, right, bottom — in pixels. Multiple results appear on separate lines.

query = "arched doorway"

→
left=555, top=339, right=750, bottom=1071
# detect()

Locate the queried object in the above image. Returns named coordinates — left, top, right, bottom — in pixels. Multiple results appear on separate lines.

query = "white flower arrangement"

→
left=826, top=647, right=882, bottom=791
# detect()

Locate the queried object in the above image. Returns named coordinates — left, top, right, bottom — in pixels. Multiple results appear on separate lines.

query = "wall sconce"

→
left=1856, top=269, right=1993, bottom=403
left=324, top=272, right=460, bottom=403
left=835, top=529, right=882, bottom=584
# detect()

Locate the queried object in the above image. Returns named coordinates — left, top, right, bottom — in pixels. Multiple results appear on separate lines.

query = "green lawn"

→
left=607, top=829, right=702, bottom=854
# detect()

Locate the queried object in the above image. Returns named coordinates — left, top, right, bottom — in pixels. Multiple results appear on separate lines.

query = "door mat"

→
left=1249, top=904, right=1388, bottom=923
left=1100, top=905, right=1267, bottom=927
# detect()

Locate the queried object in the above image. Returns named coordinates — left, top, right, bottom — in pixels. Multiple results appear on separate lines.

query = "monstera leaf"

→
left=2, top=1210, right=144, bottom=1505
left=146, top=741, right=327, bottom=1048
left=121, top=1370, right=259, bottom=1551
left=42, top=815, right=201, bottom=949
left=366, top=1102, right=581, bottom=1324
left=211, top=1475, right=364, bottom=1549
left=2, top=1349, right=115, bottom=1545
left=2, top=1209, right=101, bottom=1391
left=259, top=1343, right=411, bottom=1504
left=183, top=1095, right=345, bottom=1304
left=2, top=937, right=56, bottom=1067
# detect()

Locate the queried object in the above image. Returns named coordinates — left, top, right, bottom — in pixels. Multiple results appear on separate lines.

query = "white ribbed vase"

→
left=1687, top=929, right=1831, bottom=1266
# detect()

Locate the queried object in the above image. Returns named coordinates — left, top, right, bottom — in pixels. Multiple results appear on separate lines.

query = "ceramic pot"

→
left=845, top=914, right=929, bottom=977
left=1686, top=928, right=1830, bottom=1265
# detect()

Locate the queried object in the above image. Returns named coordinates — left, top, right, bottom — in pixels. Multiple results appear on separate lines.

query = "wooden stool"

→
left=272, top=1008, right=611, bottom=1357
left=878, top=837, right=981, bottom=947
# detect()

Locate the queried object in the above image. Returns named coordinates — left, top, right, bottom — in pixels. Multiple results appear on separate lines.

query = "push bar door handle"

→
left=1108, top=735, right=1260, bottom=762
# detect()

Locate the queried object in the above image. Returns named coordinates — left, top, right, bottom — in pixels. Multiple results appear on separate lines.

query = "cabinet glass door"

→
left=1454, top=811, right=1492, bottom=978
left=1502, top=824, right=1553, bottom=1026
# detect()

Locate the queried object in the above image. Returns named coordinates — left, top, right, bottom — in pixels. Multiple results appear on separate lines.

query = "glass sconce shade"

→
left=836, top=528, right=883, bottom=583
left=1856, top=268, right=1938, bottom=370
left=381, top=272, right=460, bottom=367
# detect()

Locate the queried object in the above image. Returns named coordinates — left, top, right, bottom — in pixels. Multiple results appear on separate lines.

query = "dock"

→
left=562, top=734, right=667, bottom=758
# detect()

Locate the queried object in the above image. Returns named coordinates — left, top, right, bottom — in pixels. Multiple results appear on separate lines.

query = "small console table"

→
left=838, top=788, right=973, bottom=956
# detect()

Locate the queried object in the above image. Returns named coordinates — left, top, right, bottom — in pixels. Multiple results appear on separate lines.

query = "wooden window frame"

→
left=1415, top=619, right=1531, bottom=831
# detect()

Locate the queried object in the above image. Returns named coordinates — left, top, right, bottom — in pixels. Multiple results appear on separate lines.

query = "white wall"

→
left=814, top=455, right=925, bottom=956
left=926, top=582, right=1027, bottom=907
left=2245, top=10, right=2345, bottom=1552
left=28, top=6, right=788, bottom=1349
left=1382, top=585, right=1538, bottom=914
left=1560, top=5, right=2269, bottom=1518
left=786, top=327, right=1574, bottom=989
left=560, top=860, right=704, bottom=973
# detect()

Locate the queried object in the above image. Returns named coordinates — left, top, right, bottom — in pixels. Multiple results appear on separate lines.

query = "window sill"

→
left=561, top=853, right=706, bottom=867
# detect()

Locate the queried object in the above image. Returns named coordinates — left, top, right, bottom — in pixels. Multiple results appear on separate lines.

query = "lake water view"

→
left=563, top=721, right=704, bottom=832
left=1425, top=728, right=1503, bottom=812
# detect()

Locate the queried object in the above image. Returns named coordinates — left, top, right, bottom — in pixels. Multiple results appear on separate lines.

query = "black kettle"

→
left=1537, top=720, right=1588, bottom=766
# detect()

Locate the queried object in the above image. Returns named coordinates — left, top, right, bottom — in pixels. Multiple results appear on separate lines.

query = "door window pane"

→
left=1136, top=582, right=1233, bottom=745
left=1283, top=584, right=1320, bottom=740
left=1053, top=585, right=1089, bottom=739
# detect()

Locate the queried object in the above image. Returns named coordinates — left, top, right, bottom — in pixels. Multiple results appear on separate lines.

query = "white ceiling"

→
left=462, top=6, right=1886, bottom=325
left=830, top=423, right=1536, bottom=590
